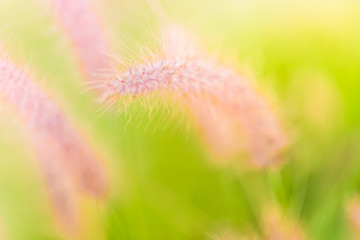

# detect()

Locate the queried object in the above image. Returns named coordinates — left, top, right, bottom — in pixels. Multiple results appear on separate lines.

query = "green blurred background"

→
left=0, top=0, right=359, bottom=239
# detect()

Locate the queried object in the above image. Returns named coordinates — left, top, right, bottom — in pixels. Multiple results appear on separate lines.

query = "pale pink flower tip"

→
left=98, top=25, right=288, bottom=167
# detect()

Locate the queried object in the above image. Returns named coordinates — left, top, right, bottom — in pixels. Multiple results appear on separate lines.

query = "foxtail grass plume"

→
left=97, top=25, right=287, bottom=167
left=49, top=0, right=111, bottom=82
left=0, top=47, right=107, bottom=230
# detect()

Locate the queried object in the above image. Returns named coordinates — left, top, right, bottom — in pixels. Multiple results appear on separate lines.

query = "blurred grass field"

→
left=0, top=0, right=360, bottom=239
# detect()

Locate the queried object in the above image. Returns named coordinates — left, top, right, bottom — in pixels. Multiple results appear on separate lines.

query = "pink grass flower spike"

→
left=50, top=0, right=111, bottom=82
left=0, top=48, right=107, bottom=230
left=98, top=25, right=288, bottom=167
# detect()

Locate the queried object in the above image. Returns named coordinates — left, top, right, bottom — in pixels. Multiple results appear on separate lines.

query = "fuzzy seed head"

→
left=97, top=25, right=287, bottom=167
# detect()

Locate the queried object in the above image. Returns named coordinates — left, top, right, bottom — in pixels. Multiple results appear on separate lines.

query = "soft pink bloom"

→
left=0, top=49, right=107, bottom=228
left=98, top=26, right=287, bottom=167
left=50, top=0, right=111, bottom=82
